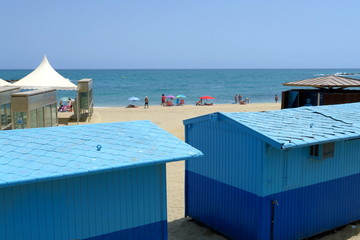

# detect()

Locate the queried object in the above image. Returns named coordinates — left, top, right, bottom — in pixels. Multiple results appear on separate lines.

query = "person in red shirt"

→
left=161, top=94, right=166, bottom=106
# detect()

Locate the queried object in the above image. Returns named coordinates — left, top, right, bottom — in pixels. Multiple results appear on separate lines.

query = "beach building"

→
left=11, top=88, right=58, bottom=129
left=77, top=78, right=94, bottom=120
left=282, top=75, right=360, bottom=109
left=0, top=87, right=20, bottom=130
left=11, top=56, right=92, bottom=123
left=0, top=120, right=202, bottom=240
left=184, top=103, right=360, bottom=240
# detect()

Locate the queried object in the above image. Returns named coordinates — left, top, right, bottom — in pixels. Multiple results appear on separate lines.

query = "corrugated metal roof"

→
left=0, top=121, right=202, bottom=188
left=283, top=75, right=360, bottom=88
left=218, top=103, right=360, bottom=149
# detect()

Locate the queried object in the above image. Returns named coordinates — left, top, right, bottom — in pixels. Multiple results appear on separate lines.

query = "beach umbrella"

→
left=59, top=97, right=74, bottom=102
left=166, top=95, right=176, bottom=99
left=128, top=96, right=140, bottom=101
left=200, top=96, right=216, bottom=100
left=176, top=94, right=186, bottom=98
left=128, top=96, right=140, bottom=103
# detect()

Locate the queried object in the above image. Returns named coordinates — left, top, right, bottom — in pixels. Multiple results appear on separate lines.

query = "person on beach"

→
left=68, top=98, right=73, bottom=112
left=234, top=94, right=238, bottom=104
left=161, top=94, right=166, bottom=106
left=238, top=94, right=242, bottom=104
left=58, top=100, right=63, bottom=112
left=144, top=96, right=149, bottom=109
left=275, top=94, right=279, bottom=103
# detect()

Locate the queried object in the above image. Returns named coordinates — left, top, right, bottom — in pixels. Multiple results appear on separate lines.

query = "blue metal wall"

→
left=185, top=116, right=360, bottom=240
left=187, top=168, right=360, bottom=240
left=264, top=139, right=360, bottom=195
left=0, top=164, right=168, bottom=240
left=185, top=117, right=266, bottom=239
left=269, top=172, right=360, bottom=240
left=185, top=117, right=265, bottom=196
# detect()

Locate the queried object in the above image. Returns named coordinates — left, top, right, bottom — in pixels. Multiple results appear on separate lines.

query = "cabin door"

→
left=283, top=150, right=304, bottom=189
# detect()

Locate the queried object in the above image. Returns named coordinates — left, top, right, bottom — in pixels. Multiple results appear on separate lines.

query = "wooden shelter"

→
left=282, top=75, right=360, bottom=109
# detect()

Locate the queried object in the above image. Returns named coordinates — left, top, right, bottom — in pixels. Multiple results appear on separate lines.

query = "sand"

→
left=70, top=103, right=360, bottom=240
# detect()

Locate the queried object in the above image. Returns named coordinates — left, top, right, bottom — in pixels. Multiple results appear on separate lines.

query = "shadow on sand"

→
left=168, top=217, right=227, bottom=240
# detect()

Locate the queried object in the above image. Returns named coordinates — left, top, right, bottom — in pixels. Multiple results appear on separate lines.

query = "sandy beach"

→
left=71, top=103, right=360, bottom=240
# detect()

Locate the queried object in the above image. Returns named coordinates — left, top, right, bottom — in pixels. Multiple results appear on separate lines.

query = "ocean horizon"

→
left=1, top=69, right=360, bottom=107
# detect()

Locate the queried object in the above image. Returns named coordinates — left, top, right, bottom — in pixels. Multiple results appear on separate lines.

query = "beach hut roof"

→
left=0, top=78, right=10, bottom=87
left=12, top=55, right=77, bottom=90
left=283, top=75, right=360, bottom=88
left=0, top=121, right=202, bottom=188
left=184, top=102, right=360, bottom=150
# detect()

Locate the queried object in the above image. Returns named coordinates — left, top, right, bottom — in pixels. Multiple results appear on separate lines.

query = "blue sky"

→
left=1, top=1, right=360, bottom=69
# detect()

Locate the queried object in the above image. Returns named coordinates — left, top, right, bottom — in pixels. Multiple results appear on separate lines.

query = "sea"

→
left=1, top=69, right=360, bottom=107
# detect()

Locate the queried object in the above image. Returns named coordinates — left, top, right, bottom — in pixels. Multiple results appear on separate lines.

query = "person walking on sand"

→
left=161, top=94, right=166, bottom=106
left=144, top=96, right=149, bottom=109
left=234, top=94, right=238, bottom=104
left=275, top=94, right=279, bottom=103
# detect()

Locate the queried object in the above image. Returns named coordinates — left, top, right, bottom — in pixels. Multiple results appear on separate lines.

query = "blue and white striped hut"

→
left=0, top=121, right=202, bottom=240
left=184, top=102, right=360, bottom=240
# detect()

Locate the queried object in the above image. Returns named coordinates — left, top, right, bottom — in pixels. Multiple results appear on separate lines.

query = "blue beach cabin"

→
left=184, top=103, right=360, bottom=240
left=0, top=121, right=202, bottom=240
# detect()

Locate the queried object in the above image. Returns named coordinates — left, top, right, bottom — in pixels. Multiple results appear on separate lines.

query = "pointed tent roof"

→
left=0, top=78, right=10, bottom=87
left=283, top=75, right=360, bottom=89
left=12, top=56, right=77, bottom=90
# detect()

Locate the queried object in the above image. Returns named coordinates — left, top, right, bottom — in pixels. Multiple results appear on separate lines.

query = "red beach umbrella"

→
left=200, top=96, right=216, bottom=100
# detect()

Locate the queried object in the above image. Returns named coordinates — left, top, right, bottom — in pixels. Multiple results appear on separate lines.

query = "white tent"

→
left=0, top=78, right=10, bottom=87
left=12, top=56, right=77, bottom=90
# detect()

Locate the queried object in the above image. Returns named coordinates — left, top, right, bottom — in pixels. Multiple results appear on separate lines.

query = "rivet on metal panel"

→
left=96, top=144, right=102, bottom=151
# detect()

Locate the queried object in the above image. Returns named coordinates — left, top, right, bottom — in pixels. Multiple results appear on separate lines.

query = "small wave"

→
left=334, top=72, right=360, bottom=76
left=314, top=73, right=360, bottom=77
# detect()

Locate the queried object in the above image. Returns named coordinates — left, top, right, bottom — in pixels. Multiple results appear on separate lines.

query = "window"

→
left=310, top=143, right=335, bottom=160
left=37, top=107, right=44, bottom=127
left=0, top=104, right=6, bottom=129
left=30, top=109, right=38, bottom=128
left=44, top=105, right=52, bottom=127
left=13, top=112, right=27, bottom=129
left=310, top=145, right=319, bottom=158
left=322, top=142, right=335, bottom=159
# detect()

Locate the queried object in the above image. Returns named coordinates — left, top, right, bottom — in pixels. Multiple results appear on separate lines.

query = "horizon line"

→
left=1, top=67, right=360, bottom=71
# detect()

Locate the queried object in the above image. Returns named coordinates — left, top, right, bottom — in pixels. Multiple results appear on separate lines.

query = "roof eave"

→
left=283, top=83, right=359, bottom=88
left=282, top=135, right=360, bottom=150
left=13, top=85, right=78, bottom=91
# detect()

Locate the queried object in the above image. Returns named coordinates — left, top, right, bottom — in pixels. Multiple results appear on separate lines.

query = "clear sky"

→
left=1, top=0, right=360, bottom=69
